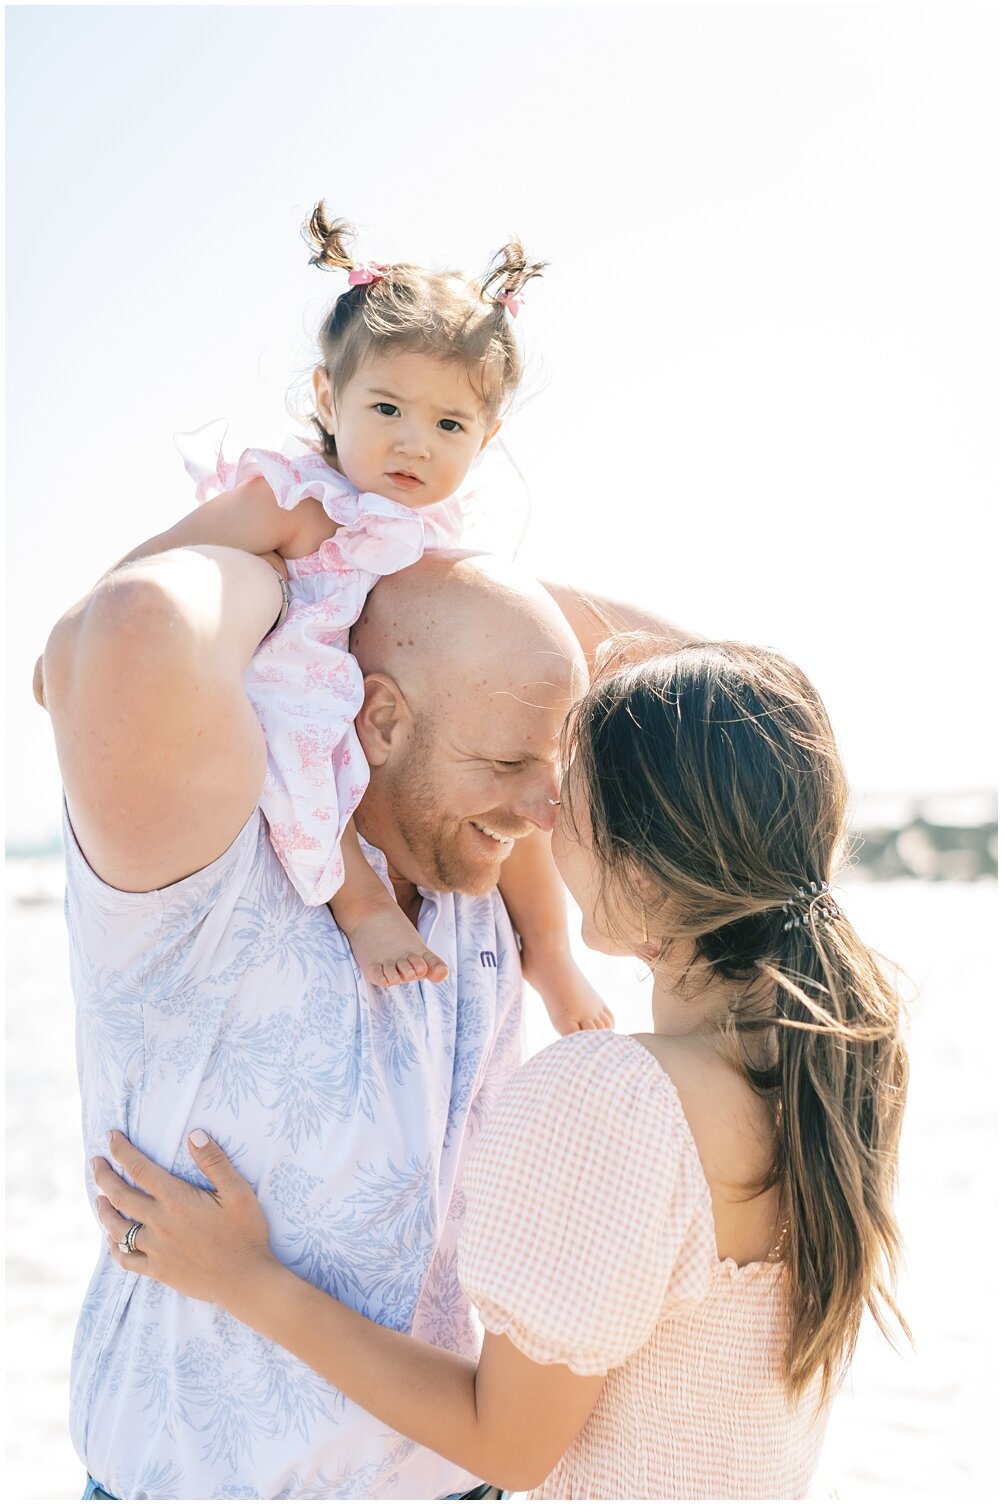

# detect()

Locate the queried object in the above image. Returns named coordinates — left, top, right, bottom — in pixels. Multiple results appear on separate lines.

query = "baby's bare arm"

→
left=119, top=477, right=335, bottom=569
left=498, top=830, right=573, bottom=983
left=499, top=832, right=613, bottom=1033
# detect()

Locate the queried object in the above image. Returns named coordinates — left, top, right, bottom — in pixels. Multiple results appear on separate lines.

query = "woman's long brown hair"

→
left=565, top=638, right=909, bottom=1404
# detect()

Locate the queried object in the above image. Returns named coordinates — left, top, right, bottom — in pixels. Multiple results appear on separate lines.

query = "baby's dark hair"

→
left=303, top=203, right=547, bottom=457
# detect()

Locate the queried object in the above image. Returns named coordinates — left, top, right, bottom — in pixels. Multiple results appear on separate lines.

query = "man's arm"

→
left=540, top=581, right=700, bottom=672
left=41, top=545, right=285, bottom=892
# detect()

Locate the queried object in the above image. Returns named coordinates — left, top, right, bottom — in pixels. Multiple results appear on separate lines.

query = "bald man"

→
left=42, top=543, right=618, bottom=1500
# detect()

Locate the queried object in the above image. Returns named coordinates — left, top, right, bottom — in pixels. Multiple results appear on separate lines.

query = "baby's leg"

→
left=499, top=829, right=614, bottom=1034
left=330, top=820, right=449, bottom=988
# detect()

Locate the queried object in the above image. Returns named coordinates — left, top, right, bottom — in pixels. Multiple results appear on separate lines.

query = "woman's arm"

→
left=234, top=1268, right=601, bottom=1490
left=93, top=1132, right=603, bottom=1492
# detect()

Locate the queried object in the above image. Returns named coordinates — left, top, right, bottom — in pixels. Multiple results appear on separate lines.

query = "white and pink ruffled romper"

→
left=181, top=428, right=466, bottom=907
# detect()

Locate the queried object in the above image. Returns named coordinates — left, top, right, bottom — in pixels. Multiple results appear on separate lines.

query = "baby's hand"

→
left=536, top=960, right=615, bottom=1036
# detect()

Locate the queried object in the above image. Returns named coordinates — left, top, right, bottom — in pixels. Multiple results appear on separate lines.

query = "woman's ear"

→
left=355, top=673, right=410, bottom=767
left=313, top=366, right=336, bottom=436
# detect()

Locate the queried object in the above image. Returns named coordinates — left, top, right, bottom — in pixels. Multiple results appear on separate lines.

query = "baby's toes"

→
left=423, top=953, right=449, bottom=983
left=403, top=954, right=428, bottom=980
left=366, top=962, right=394, bottom=989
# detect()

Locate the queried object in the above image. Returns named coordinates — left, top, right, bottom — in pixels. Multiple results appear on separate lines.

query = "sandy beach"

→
left=5, top=861, right=997, bottom=1501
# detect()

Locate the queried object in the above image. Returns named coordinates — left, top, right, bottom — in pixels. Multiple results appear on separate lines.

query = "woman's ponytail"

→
left=755, top=915, right=910, bottom=1403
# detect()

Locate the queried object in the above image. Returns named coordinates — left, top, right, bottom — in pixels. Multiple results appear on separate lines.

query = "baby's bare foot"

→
left=548, top=998, right=616, bottom=1035
left=538, top=966, right=615, bottom=1036
left=345, top=908, right=449, bottom=989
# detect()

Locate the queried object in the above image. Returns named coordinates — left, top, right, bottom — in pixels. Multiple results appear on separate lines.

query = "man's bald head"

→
left=350, top=552, right=587, bottom=898
left=352, top=550, right=584, bottom=707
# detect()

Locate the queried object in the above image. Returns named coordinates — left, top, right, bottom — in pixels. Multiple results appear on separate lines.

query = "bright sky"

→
left=6, top=4, right=999, bottom=847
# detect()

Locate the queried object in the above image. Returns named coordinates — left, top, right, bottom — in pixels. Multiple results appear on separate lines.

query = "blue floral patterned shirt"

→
left=65, top=808, right=524, bottom=1500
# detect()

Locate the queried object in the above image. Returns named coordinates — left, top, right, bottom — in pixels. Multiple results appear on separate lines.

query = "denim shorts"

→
left=82, top=1483, right=115, bottom=1501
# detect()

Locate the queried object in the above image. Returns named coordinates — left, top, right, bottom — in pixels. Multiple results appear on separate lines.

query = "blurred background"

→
left=6, top=4, right=998, bottom=1500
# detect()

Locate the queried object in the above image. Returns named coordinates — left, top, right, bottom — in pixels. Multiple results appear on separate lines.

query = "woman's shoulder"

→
left=522, top=1027, right=683, bottom=1093
left=500, top=1031, right=694, bottom=1156
left=632, top=1032, right=781, bottom=1262
left=460, top=1030, right=718, bottom=1372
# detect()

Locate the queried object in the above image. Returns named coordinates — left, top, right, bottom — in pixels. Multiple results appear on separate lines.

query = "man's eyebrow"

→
left=367, top=387, right=475, bottom=422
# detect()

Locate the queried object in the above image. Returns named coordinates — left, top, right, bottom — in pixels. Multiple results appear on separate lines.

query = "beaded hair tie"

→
left=782, top=881, right=843, bottom=932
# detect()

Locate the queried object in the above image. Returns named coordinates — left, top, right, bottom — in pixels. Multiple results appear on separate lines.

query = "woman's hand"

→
left=93, top=1129, right=277, bottom=1308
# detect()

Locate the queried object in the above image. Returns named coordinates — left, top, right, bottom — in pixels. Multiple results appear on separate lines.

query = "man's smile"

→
left=470, top=820, right=518, bottom=850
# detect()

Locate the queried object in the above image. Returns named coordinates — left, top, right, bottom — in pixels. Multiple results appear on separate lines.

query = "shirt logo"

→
left=479, top=949, right=497, bottom=968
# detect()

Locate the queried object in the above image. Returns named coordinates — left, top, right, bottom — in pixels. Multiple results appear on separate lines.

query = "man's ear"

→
left=356, top=673, right=411, bottom=767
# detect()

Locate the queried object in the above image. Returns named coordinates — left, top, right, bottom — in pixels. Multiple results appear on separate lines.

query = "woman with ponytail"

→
left=93, top=639, right=908, bottom=1499
left=115, top=203, right=611, bottom=1036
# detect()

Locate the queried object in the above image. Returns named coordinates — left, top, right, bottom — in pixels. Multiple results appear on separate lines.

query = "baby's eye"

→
left=438, top=419, right=464, bottom=433
left=374, top=402, right=399, bottom=417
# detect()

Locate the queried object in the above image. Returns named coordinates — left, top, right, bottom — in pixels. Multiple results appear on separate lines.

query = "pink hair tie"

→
left=496, top=288, right=524, bottom=318
left=348, top=262, right=386, bottom=287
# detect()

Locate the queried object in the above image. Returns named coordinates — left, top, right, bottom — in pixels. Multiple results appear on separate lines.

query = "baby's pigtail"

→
left=480, top=239, right=548, bottom=304
left=303, top=202, right=358, bottom=271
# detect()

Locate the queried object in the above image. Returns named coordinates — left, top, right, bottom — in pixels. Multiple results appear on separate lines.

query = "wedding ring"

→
left=119, top=1221, right=143, bottom=1255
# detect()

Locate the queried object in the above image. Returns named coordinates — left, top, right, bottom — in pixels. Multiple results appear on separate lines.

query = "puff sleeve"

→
left=457, top=1031, right=715, bottom=1377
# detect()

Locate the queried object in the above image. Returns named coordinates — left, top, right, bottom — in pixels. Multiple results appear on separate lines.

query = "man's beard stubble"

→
left=388, top=722, right=503, bottom=897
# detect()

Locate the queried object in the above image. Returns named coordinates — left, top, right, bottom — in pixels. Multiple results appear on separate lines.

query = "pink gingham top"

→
left=457, top=1031, right=831, bottom=1500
